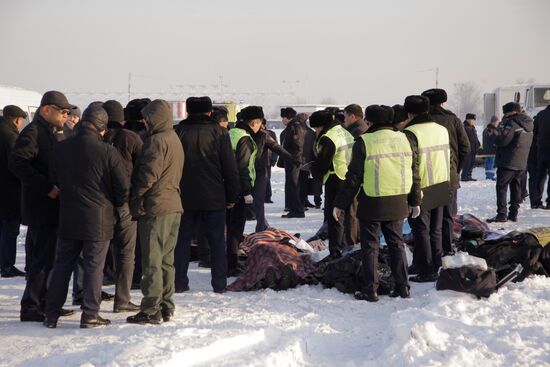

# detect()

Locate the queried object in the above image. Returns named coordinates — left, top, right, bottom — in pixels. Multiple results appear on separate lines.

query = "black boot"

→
left=161, top=305, right=174, bottom=322
left=43, top=317, right=58, bottom=329
left=389, top=285, right=410, bottom=298
left=487, top=215, right=507, bottom=223
left=126, top=311, right=162, bottom=325
left=80, top=315, right=111, bottom=328
left=354, top=291, right=379, bottom=302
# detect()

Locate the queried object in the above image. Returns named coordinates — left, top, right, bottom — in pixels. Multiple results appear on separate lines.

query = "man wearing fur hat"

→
left=334, top=105, right=421, bottom=301
left=403, top=96, right=451, bottom=283
left=309, top=110, right=355, bottom=258
left=421, top=88, right=470, bottom=257
left=461, top=113, right=480, bottom=182
left=487, top=102, right=534, bottom=223
left=226, top=106, right=264, bottom=275
left=44, top=104, right=129, bottom=328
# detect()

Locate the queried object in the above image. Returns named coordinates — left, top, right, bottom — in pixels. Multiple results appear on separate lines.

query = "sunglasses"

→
left=50, top=105, right=71, bottom=116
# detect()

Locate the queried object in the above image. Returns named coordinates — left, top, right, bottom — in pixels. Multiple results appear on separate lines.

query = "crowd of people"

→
left=0, top=86, right=547, bottom=328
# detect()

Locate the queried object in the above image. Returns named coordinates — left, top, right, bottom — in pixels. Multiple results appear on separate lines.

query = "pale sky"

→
left=1, top=0, right=549, bottom=114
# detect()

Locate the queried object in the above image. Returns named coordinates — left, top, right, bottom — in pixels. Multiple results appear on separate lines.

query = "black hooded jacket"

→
left=535, top=106, right=550, bottom=162
left=0, top=117, right=20, bottom=220
left=495, top=113, right=534, bottom=170
left=50, top=126, right=129, bottom=241
left=175, top=114, right=240, bottom=210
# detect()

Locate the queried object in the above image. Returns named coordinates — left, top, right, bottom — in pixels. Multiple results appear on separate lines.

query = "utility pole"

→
left=128, top=72, right=132, bottom=101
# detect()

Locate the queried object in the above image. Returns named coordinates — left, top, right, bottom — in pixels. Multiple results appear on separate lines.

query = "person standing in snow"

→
left=43, top=104, right=129, bottom=329
left=226, top=106, right=264, bottom=276
left=403, top=95, right=451, bottom=283
left=487, top=102, right=534, bottom=223
left=482, top=116, right=500, bottom=180
left=333, top=105, right=421, bottom=302
left=9, top=91, right=74, bottom=322
left=127, top=99, right=184, bottom=324
left=173, top=96, right=239, bottom=293
left=461, top=113, right=480, bottom=181
left=0, top=105, right=27, bottom=278
left=531, top=104, right=550, bottom=209
left=421, top=89, right=470, bottom=258
left=309, top=110, right=355, bottom=259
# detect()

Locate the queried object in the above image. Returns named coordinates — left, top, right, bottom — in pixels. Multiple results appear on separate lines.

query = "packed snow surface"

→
left=0, top=167, right=549, bottom=367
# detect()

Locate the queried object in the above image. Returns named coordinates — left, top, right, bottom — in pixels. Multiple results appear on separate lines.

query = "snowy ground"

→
left=0, top=167, right=549, bottom=367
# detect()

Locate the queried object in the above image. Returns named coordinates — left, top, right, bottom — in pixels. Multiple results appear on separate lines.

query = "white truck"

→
left=483, top=84, right=550, bottom=121
left=0, top=85, right=42, bottom=122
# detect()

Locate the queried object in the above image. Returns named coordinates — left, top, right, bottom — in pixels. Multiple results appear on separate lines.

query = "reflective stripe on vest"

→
left=405, top=122, right=450, bottom=188
left=229, top=128, right=258, bottom=186
left=361, top=129, right=413, bottom=197
left=315, top=125, right=355, bottom=183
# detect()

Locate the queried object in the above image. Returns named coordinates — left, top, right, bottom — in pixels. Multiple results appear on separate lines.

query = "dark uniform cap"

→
left=421, top=88, right=448, bottom=105
left=404, top=95, right=430, bottom=115
left=40, top=91, right=74, bottom=110
left=240, top=106, right=264, bottom=121
left=2, top=105, right=27, bottom=119
left=392, top=104, right=408, bottom=124
left=186, top=96, right=213, bottom=114
left=309, top=110, right=334, bottom=127
left=465, top=113, right=476, bottom=120
left=280, top=107, right=297, bottom=119
left=364, top=105, right=394, bottom=124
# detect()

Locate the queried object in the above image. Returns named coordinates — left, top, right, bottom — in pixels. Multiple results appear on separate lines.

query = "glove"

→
left=244, top=195, right=254, bottom=204
left=332, top=207, right=344, bottom=222
left=409, top=206, right=421, bottom=219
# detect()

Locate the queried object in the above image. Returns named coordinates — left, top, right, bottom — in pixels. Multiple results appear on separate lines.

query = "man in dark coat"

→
left=278, top=108, right=293, bottom=210
left=531, top=105, right=550, bottom=209
left=265, top=126, right=278, bottom=203
left=461, top=113, right=480, bottom=181
left=0, top=105, right=27, bottom=278
left=9, top=91, right=74, bottom=322
left=127, top=99, right=184, bottom=325
left=124, top=98, right=150, bottom=141
left=281, top=108, right=307, bottom=218
left=487, top=102, right=534, bottom=222
left=173, top=96, right=239, bottom=293
left=421, top=88, right=470, bottom=257
left=102, top=100, right=143, bottom=313
left=482, top=116, right=499, bottom=180
left=43, top=105, right=129, bottom=329
left=334, top=105, right=421, bottom=302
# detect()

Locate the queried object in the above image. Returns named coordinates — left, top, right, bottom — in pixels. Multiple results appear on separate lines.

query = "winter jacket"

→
left=277, top=127, right=288, bottom=168
left=311, top=121, right=338, bottom=180
left=404, top=113, right=451, bottom=211
left=0, top=117, right=20, bottom=220
left=303, top=127, right=316, bottom=163
left=174, top=114, right=239, bottom=211
left=255, top=130, right=296, bottom=176
left=429, top=106, right=471, bottom=190
left=535, top=106, right=550, bottom=162
left=50, top=126, right=129, bottom=241
left=495, top=113, right=534, bottom=170
left=105, top=121, right=143, bottom=177
left=8, top=113, right=60, bottom=226
left=464, top=123, right=480, bottom=153
left=266, top=129, right=279, bottom=167
left=334, top=124, right=421, bottom=221
left=283, top=116, right=309, bottom=164
left=130, top=100, right=184, bottom=218
left=232, top=121, right=257, bottom=196
left=345, top=118, right=370, bottom=139
left=482, top=124, right=499, bottom=155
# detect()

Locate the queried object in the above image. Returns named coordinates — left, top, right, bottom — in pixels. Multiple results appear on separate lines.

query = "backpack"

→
left=436, top=266, right=497, bottom=298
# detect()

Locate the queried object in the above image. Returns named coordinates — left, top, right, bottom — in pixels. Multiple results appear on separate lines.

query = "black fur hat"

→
left=240, top=106, right=264, bottom=121
left=465, top=113, right=476, bottom=120
left=125, top=98, right=150, bottom=121
left=392, top=104, right=408, bottom=124
left=502, top=102, right=521, bottom=114
left=309, top=110, right=334, bottom=128
left=364, top=105, right=394, bottom=125
left=280, top=107, right=297, bottom=119
left=186, top=96, right=213, bottom=114
left=404, top=95, right=430, bottom=115
left=421, top=88, right=448, bottom=105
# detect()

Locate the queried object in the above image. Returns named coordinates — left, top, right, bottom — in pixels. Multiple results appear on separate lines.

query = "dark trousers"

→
left=72, top=253, right=84, bottom=301
left=0, top=219, right=20, bottom=270
left=112, top=205, right=137, bottom=307
left=360, top=219, right=408, bottom=293
left=253, top=169, right=270, bottom=232
left=324, top=175, right=346, bottom=255
left=20, top=224, right=57, bottom=314
left=196, top=221, right=210, bottom=264
left=461, top=151, right=476, bottom=180
left=265, top=165, right=273, bottom=202
left=442, top=189, right=457, bottom=254
left=175, top=209, right=227, bottom=292
left=496, top=168, right=524, bottom=217
left=533, top=160, right=550, bottom=206
left=24, top=230, right=32, bottom=273
left=285, top=165, right=304, bottom=215
left=132, top=231, right=143, bottom=288
left=409, top=206, right=444, bottom=276
left=227, top=197, right=247, bottom=271
left=344, top=198, right=360, bottom=246
left=299, top=171, right=309, bottom=205
left=45, top=239, right=110, bottom=319
left=521, top=170, right=528, bottom=199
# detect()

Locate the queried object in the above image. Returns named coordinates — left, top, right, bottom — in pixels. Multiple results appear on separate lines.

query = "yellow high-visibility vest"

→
left=229, top=128, right=257, bottom=186
left=315, top=125, right=355, bottom=183
left=405, top=122, right=450, bottom=188
left=361, top=129, right=413, bottom=197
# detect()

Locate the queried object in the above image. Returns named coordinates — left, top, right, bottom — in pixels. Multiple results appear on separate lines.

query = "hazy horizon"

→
left=1, top=0, right=549, bottom=116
